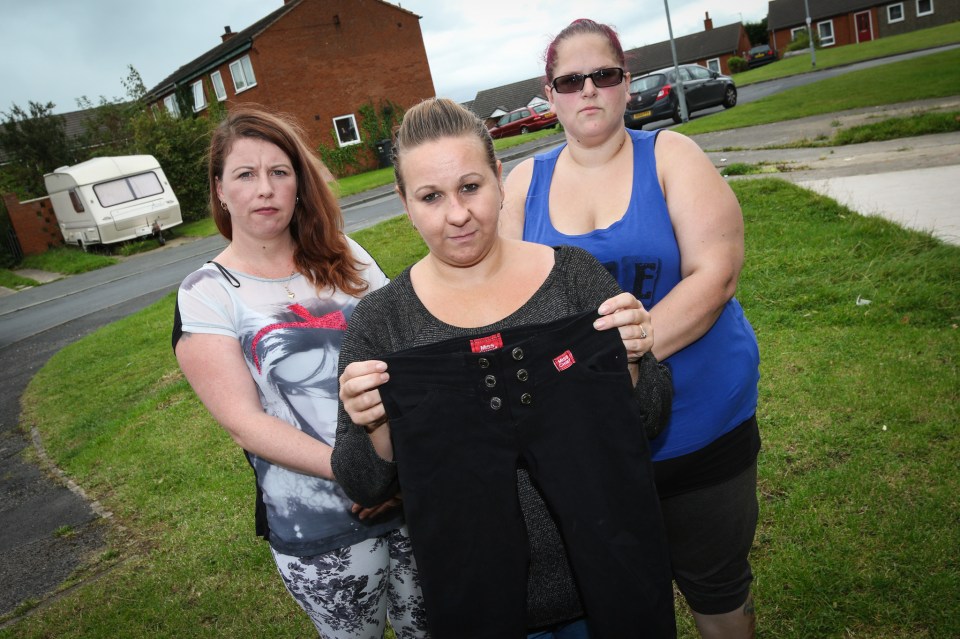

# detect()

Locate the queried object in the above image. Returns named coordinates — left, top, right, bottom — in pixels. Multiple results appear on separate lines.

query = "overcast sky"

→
left=0, top=0, right=771, bottom=116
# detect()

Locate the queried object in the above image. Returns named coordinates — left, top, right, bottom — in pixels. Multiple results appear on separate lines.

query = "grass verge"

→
left=730, top=21, right=960, bottom=87
left=675, top=47, right=960, bottom=135
left=6, top=178, right=958, bottom=638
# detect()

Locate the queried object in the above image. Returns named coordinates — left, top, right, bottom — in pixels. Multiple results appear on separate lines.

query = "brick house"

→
left=143, top=0, right=436, bottom=173
left=469, top=13, right=750, bottom=126
left=767, top=0, right=959, bottom=52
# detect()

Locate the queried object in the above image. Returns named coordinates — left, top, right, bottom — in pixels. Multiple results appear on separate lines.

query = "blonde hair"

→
left=393, top=98, right=497, bottom=197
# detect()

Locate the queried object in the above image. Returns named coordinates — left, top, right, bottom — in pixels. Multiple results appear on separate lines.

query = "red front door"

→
left=856, top=11, right=873, bottom=43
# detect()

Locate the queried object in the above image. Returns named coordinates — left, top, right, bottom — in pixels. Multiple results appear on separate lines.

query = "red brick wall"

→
left=3, top=193, right=63, bottom=256
left=248, top=0, right=436, bottom=149
left=163, top=0, right=436, bottom=172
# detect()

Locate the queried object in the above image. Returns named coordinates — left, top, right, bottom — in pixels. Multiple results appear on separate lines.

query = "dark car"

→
left=745, top=44, right=778, bottom=69
left=489, top=103, right=558, bottom=139
left=624, top=64, right=737, bottom=129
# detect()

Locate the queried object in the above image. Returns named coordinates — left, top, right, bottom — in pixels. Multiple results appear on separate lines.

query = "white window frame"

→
left=706, top=58, right=721, bottom=73
left=191, top=80, right=206, bottom=112
left=887, top=3, right=905, bottom=22
left=210, top=70, right=227, bottom=101
left=916, top=0, right=934, bottom=17
left=790, top=26, right=806, bottom=40
left=817, top=20, right=835, bottom=47
left=229, top=55, right=257, bottom=93
left=333, top=114, right=361, bottom=147
left=163, top=94, right=180, bottom=118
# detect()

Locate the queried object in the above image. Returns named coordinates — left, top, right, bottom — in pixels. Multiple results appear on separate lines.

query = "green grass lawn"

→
left=6, top=178, right=958, bottom=638
left=731, top=21, right=960, bottom=87
left=675, top=47, right=960, bottom=135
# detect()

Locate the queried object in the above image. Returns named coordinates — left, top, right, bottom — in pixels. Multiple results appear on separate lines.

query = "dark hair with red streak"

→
left=543, top=19, right=626, bottom=82
left=208, top=105, right=368, bottom=297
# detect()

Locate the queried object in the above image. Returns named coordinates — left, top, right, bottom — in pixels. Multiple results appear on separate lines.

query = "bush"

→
left=786, top=29, right=820, bottom=52
left=728, top=56, right=748, bottom=74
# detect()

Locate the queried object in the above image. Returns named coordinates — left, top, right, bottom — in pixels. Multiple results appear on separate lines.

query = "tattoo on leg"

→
left=743, top=594, right=755, bottom=616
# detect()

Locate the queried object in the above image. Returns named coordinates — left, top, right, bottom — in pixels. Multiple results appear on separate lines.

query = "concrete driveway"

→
left=692, top=96, right=960, bottom=245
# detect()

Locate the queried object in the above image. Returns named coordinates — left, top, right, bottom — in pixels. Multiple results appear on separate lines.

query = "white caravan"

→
left=43, top=155, right=182, bottom=248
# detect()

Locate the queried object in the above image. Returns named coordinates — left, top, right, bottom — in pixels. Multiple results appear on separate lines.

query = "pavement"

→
left=1, top=96, right=958, bottom=623
left=692, top=95, right=960, bottom=245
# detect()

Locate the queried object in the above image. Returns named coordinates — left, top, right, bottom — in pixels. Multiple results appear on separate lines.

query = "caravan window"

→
left=93, top=171, right=164, bottom=208
left=68, top=189, right=85, bottom=213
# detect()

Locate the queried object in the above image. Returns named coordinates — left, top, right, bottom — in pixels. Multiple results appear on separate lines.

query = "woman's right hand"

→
left=339, top=360, right=390, bottom=430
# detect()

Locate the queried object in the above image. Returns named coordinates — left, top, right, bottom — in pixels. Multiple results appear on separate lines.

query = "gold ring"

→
left=639, top=324, right=648, bottom=339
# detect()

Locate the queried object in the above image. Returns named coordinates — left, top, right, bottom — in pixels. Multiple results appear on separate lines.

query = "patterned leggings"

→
left=271, top=526, right=430, bottom=639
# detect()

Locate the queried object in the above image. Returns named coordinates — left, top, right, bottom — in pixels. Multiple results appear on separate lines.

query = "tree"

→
left=0, top=101, right=77, bottom=198
left=74, top=65, right=148, bottom=157
left=744, top=19, right=769, bottom=46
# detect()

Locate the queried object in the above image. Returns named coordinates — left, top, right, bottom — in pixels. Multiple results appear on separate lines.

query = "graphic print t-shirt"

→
left=176, top=237, right=399, bottom=556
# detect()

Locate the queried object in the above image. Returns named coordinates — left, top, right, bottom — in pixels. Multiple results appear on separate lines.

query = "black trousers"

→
left=379, top=310, right=676, bottom=639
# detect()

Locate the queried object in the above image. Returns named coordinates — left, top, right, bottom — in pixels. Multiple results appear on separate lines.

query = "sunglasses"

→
left=550, top=67, right=625, bottom=94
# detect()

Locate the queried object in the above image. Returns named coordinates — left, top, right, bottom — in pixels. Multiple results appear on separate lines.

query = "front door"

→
left=855, top=11, right=873, bottom=43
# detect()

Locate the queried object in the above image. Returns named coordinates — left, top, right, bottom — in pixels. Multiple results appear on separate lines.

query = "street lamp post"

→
left=663, top=0, right=689, bottom=123
left=804, top=0, right=817, bottom=67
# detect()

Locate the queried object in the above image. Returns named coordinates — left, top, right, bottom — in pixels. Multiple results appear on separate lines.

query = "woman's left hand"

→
left=351, top=495, right=403, bottom=521
left=593, top=292, right=653, bottom=362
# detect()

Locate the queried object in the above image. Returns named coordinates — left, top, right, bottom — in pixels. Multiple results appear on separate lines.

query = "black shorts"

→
left=658, top=450, right=759, bottom=615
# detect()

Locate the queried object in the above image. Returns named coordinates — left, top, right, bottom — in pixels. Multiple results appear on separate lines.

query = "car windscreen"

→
left=630, top=74, right=665, bottom=93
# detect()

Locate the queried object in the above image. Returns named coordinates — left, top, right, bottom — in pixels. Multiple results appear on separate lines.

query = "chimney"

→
left=221, top=26, right=235, bottom=42
left=704, top=12, right=713, bottom=31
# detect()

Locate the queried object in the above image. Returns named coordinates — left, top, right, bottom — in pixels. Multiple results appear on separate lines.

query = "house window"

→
left=191, top=80, right=206, bottom=112
left=790, top=26, right=806, bottom=40
left=229, top=55, right=257, bottom=93
left=887, top=3, right=904, bottom=22
left=817, top=20, right=835, bottom=47
left=210, top=71, right=227, bottom=101
left=333, top=114, right=360, bottom=147
left=916, top=0, right=933, bottom=16
left=163, top=94, right=180, bottom=118
left=706, top=58, right=720, bottom=73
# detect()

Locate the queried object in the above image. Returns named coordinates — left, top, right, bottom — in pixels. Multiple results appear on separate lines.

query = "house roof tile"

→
left=144, top=0, right=301, bottom=100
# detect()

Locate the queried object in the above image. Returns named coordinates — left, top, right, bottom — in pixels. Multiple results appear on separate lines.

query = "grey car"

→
left=624, top=64, right=737, bottom=129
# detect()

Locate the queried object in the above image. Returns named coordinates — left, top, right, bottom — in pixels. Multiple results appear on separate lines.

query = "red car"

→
left=488, top=103, right=558, bottom=139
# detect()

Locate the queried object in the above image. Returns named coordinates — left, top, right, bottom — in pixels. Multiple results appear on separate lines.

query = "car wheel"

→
left=521, top=126, right=530, bottom=135
left=670, top=101, right=682, bottom=124
left=723, top=86, right=737, bottom=109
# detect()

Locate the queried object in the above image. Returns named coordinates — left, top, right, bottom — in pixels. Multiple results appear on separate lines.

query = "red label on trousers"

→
left=471, top=333, right=504, bottom=353
left=553, top=350, right=576, bottom=371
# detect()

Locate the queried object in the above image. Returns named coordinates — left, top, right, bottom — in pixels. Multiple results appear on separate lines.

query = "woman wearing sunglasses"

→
left=502, top=18, right=762, bottom=639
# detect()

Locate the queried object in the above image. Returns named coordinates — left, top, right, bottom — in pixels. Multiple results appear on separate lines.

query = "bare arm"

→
left=175, top=332, right=334, bottom=479
left=500, top=157, right=534, bottom=240
left=650, top=130, right=744, bottom=360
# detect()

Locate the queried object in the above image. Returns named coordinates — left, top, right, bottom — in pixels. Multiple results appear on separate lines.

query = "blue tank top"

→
left=523, top=128, right=760, bottom=461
